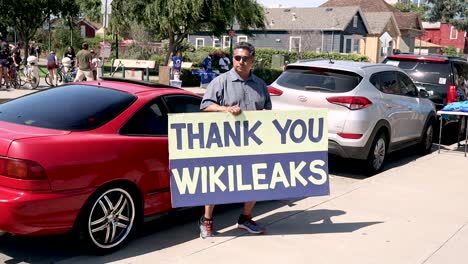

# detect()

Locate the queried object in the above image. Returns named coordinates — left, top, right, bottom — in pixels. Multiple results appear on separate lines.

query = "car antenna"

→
left=327, top=52, right=334, bottom=64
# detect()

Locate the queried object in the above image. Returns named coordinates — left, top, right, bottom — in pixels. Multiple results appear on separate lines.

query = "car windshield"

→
left=384, top=59, right=450, bottom=85
left=0, top=85, right=136, bottom=131
left=275, top=66, right=362, bottom=93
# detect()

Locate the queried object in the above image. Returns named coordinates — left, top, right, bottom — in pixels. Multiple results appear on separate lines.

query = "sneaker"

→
left=199, top=216, right=214, bottom=239
left=237, top=214, right=265, bottom=234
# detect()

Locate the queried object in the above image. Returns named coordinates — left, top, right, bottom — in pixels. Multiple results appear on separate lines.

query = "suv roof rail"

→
left=295, top=58, right=327, bottom=63
left=361, top=63, right=396, bottom=69
left=99, top=77, right=182, bottom=89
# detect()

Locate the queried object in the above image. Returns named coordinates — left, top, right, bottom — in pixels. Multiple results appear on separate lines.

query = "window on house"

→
left=213, top=38, right=221, bottom=48
left=352, top=38, right=360, bottom=53
left=289, top=36, right=301, bottom=52
left=195, top=38, right=205, bottom=49
left=223, top=36, right=230, bottom=49
left=353, top=15, right=358, bottom=28
left=237, top=36, right=248, bottom=43
left=450, top=26, right=458, bottom=40
left=80, top=25, right=86, bottom=38
left=344, top=36, right=361, bottom=54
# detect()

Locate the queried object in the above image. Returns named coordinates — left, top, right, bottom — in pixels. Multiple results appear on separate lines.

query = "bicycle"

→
left=45, top=63, right=76, bottom=86
left=8, top=66, right=24, bottom=89
left=19, top=64, right=40, bottom=89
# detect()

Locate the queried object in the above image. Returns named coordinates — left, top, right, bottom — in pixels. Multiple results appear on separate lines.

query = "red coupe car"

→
left=0, top=78, right=202, bottom=253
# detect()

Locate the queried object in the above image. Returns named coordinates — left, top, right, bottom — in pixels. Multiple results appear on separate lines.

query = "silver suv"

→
left=269, top=60, right=436, bottom=174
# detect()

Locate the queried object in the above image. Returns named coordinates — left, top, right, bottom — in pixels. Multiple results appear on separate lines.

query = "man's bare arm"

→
left=203, top=103, right=241, bottom=115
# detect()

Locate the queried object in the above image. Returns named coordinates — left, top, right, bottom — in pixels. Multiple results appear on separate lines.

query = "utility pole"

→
left=103, top=0, right=108, bottom=42
left=48, top=13, right=51, bottom=52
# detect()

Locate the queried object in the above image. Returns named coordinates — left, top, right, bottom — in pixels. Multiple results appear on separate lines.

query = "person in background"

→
left=218, top=52, right=230, bottom=73
left=171, top=51, right=183, bottom=80
left=35, top=45, right=41, bottom=58
left=202, top=53, right=213, bottom=73
left=64, top=46, right=76, bottom=68
left=74, top=43, right=93, bottom=82
left=0, top=44, right=10, bottom=90
left=28, top=43, right=36, bottom=57
left=90, top=49, right=98, bottom=80
left=198, top=42, right=272, bottom=239
left=47, top=51, right=58, bottom=86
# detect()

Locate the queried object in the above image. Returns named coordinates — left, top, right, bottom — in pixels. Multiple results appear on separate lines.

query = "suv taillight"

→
left=268, top=86, right=283, bottom=96
left=0, top=157, right=47, bottom=180
left=326, top=96, right=372, bottom=110
left=447, top=84, right=457, bottom=104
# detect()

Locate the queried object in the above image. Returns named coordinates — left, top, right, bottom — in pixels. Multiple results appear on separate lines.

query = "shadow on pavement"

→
left=217, top=209, right=382, bottom=237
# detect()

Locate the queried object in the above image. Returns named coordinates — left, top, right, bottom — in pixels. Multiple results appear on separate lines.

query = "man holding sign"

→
left=198, top=42, right=272, bottom=238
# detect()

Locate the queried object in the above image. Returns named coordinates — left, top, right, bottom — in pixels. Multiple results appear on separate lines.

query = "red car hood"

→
left=0, top=121, right=69, bottom=156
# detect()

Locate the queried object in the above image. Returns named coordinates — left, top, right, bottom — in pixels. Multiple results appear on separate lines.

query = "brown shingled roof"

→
left=394, top=12, right=422, bottom=30
left=321, top=0, right=422, bottom=31
left=320, top=0, right=398, bottom=12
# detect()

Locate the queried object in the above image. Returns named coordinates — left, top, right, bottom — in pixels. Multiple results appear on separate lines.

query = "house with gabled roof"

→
left=363, top=12, right=400, bottom=62
left=188, top=6, right=370, bottom=55
left=321, top=0, right=423, bottom=53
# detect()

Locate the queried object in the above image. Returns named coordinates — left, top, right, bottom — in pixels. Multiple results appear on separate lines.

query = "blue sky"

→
left=257, top=0, right=328, bottom=7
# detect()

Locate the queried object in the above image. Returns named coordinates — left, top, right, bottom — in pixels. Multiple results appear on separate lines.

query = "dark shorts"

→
left=47, top=62, right=58, bottom=70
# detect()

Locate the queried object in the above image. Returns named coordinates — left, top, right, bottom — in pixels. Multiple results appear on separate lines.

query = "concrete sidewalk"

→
left=57, top=146, right=468, bottom=264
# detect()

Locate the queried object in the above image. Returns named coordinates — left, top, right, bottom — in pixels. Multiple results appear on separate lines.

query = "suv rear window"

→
left=276, top=66, right=362, bottom=93
left=384, top=59, right=450, bottom=85
left=0, top=85, right=136, bottom=130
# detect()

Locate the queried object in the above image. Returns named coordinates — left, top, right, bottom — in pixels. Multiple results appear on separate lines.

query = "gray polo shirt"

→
left=200, top=69, right=272, bottom=111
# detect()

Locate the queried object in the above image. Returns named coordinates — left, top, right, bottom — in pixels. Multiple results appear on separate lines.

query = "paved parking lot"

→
left=1, top=145, right=466, bottom=263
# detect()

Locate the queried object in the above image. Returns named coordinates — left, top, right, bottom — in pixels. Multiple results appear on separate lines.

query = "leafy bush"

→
left=180, top=68, right=202, bottom=87
left=183, top=48, right=369, bottom=69
left=253, top=67, right=283, bottom=85
left=121, top=44, right=154, bottom=60
left=442, top=46, right=459, bottom=57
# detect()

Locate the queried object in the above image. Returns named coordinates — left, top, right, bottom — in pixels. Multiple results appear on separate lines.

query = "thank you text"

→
left=168, top=110, right=330, bottom=207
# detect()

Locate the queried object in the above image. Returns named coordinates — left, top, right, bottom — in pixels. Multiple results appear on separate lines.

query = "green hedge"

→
left=183, top=48, right=369, bottom=69
left=180, top=68, right=201, bottom=87
left=253, top=68, right=283, bottom=85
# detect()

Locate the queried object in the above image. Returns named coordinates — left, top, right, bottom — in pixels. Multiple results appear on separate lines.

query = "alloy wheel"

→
left=372, top=137, right=386, bottom=170
left=87, top=188, right=135, bottom=249
left=425, top=125, right=434, bottom=151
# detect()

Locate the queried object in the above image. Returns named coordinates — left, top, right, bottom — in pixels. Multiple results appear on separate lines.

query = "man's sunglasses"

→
left=233, top=55, right=253, bottom=62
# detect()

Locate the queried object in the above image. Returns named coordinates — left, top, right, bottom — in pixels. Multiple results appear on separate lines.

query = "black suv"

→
left=383, top=54, right=468, bottom=110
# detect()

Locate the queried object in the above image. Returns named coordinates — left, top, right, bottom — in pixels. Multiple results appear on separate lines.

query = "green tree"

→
left=76, top=0, right=102, bottom=22
left=111, top=0, right=266, bottom=64
left=427, top=0, right=468, bottom=54
left=394, top=2, right=430, bottom=21
left=0, top=0, right=79, bottom=58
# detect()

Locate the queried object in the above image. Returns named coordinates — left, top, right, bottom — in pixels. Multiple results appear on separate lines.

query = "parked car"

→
left=269, top=60, right=436, bottom=174
left=0, top=78, right=202, bottom=253
left=383, top=54, right=468, bottom=110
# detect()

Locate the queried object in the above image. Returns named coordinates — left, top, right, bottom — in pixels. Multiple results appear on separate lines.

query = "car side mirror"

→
left=419, top=89, right=430, bottom=99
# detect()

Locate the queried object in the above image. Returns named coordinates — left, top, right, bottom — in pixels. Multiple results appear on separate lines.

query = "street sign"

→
left=101, top=0, right=113, bottom=14
left=228, top=30, right=236, bottom=37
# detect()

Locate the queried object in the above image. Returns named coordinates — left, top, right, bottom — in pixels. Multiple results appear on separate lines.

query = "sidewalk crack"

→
left=421, top=220, right=468, bottom=264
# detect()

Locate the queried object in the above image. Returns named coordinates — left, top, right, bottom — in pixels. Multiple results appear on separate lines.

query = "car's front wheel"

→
left=366, top=132, right=388, bottom=175
left=77, top=186, right=140, bottom=254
